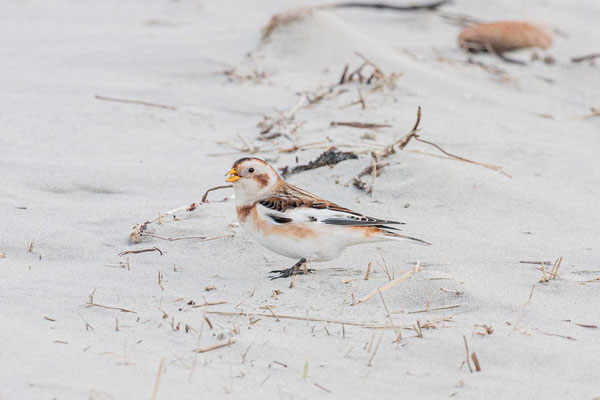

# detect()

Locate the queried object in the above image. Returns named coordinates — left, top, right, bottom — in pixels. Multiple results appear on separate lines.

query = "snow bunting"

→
left=226, top=157, right=430, bottom=278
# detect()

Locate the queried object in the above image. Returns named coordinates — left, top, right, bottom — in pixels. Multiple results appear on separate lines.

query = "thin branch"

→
left=118, top=247, right=163, bottom=257
left=201, top=185, right=233, bottom=202
left=333, top=1, right=450, bottom=12
left=95, top=95, right=177, bottom=110
left=193, top=338, right=237, bottom=353
left=86, top=301, right=137, bottom=314
left=140, top=233, right=234, bottom=242
left=407, top=304, right=461, bottom=314
left=414, top=136, right=511, bottom=177
left=571, top=53, right=600, bottom=63
left=330, top=121, right=392, bottom=129
left=206, top=311, right=408, bottom=330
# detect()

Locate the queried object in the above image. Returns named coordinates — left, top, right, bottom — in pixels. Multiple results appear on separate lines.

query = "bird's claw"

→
left=268, top=267, right=314, bottom=280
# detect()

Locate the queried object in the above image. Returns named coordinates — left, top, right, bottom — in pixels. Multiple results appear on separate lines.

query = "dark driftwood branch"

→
left=333, top=0, right=450, bottom=11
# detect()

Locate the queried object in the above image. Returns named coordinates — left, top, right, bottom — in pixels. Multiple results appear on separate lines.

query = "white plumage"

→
left=226, top=157, right=429, bottom=278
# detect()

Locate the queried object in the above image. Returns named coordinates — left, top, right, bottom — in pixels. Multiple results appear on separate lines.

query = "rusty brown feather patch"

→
left=249, top=207, right=317, bottom=238
left=352, top=226, right=381, bottom=238
left=236, top=204, right=255, bottom=222
left=254, top=173, right=270, bottom=188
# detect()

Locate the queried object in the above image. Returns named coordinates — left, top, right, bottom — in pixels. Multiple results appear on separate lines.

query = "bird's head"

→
left=225, top=157, right=281, bottom=204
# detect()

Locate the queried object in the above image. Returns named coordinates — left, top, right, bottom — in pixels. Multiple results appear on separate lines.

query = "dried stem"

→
left=118, top=247, right=163, bottom=257
left=95, top=95, right=177, bottom=111
left=194, top=338, right=237, bottom=353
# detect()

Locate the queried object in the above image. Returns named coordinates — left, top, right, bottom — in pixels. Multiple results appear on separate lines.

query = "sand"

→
left=1, top=0, right=599, bottom=399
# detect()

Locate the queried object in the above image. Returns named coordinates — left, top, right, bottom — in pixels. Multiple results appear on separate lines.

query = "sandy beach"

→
left=1, top=0, right=599, bottom=399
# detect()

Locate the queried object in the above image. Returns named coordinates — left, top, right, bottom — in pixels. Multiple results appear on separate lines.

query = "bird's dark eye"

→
left=248, top=168, right=255, bottom=173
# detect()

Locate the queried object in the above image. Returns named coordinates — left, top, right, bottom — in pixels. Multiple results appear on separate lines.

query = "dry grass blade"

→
left=471, top=353, right=481, bottom=372
left=151, top=357, right=165, bottom=400
left=364, top=261, right=372, bottom=280
left=191, top=301, right=227, bottom=308
left=367, top=330, right=385, bottom=366
left=206, top=311, right=406, bottom=330
left=140, top=233, right=234, bottom=242
left=463, top=336, right=473, bottom=373
left=194, top=338, right=237, bottom=353
left=549, top=256, right=562, bottom=279
left=86, top=301, right=137, bottom=314
left=118, top=247, right=162, bottom=257
left=95, top=95, right=177, bottom=110
left=407, top=304, right=461, bottom=314
left=571, top=53, right=600, bottom=63
left=512, top=285, right=535, bottom=334
left=379, top=292, right=401, bottom=342
left=351, top=261, right=421, bottom=306
left=330, top=121, right=392, bottom=129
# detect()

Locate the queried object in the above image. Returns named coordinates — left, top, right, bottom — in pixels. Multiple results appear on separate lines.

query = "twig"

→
left=86, top=301, right=137, bottom=314
left=118, top=247, right=163, bottom=257
left=313, top=383, right=332, bottom=393
left=330, top=121, right=392, bottom=129
left=519, top=261, right=552, bottom=265
left=333, top=0, right=450, bottom=12
left=192, top=301, right=227, bottom=308
left=534, top=330, right=576, bottom=341
left=140, top=233, right=234, bottom=242
left=194, top=338, right=237, bottom=353
left=95, top=95, right=177, bottom=110
left=414, top=136, right=511, bottom=177
left=571, top=53, right=600, bottom=63
left=407, top=305, right=461, bottom=314
left=395, top=106, right=422, bottom=151
left=78, top=313, right=94, bottom=330
left=206, top=311, right=415, bottom=330
left=201, top=185, right=233, bottom=202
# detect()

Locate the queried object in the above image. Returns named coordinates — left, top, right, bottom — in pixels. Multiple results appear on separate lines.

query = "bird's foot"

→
left=269, top=258, right=313, bottom=280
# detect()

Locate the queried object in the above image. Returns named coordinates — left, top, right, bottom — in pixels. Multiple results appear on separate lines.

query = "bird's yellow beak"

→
left=225, top=168, right=240, bottom=183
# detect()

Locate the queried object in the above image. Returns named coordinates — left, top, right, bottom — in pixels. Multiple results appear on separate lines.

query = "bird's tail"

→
left=380, top=227, right=431, bottom=246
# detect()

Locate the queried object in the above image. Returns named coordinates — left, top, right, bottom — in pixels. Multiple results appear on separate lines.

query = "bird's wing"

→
left=257, top=183, right=404, bottom=227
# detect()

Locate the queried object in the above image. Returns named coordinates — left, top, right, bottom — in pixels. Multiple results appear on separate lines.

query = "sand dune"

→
left=1, top=0, right=599, bottom=399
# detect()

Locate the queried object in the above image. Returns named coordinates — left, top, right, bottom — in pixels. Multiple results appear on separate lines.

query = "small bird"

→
left=225, top=157, right=430, bottom=279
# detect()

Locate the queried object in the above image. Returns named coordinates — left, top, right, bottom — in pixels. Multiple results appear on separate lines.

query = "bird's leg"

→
left=269, top=257, right=313, bottom=280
